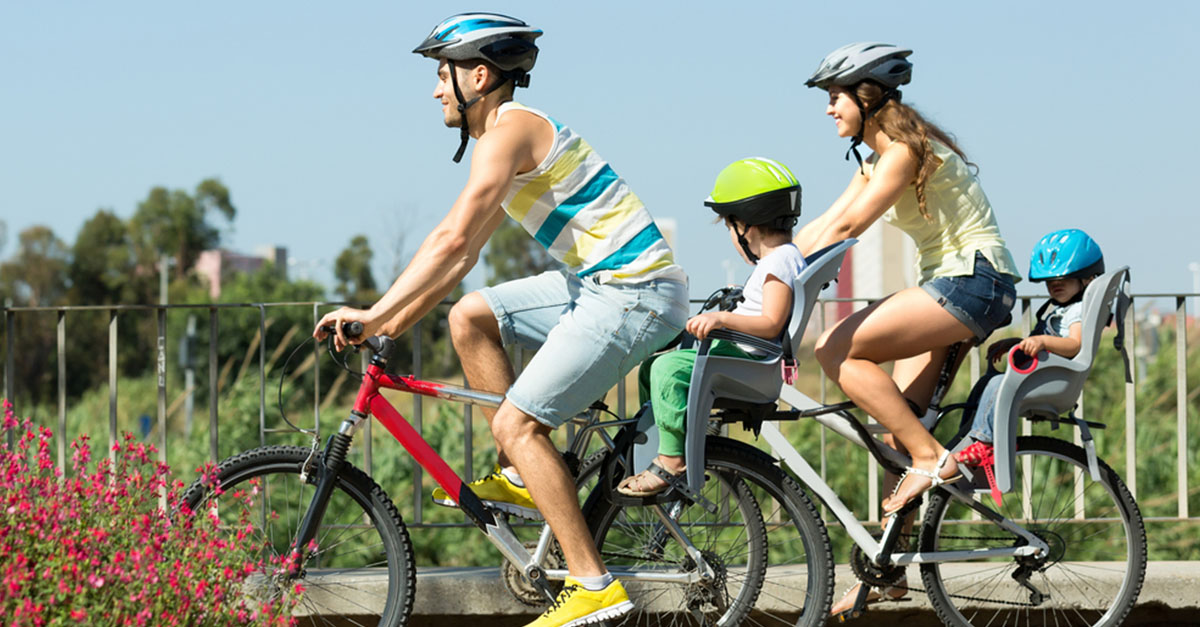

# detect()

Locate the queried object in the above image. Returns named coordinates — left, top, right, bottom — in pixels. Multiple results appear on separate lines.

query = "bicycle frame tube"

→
left=346, top=364, right=706, bottom=585
left=767, top=388, right=1051, bottom=565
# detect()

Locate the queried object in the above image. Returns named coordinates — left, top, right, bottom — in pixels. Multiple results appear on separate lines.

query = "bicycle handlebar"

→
left=319, top=321, right=365, bottom=339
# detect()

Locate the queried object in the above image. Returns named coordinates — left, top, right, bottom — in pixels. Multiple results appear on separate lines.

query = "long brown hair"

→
left=854, top=81, right=974, bottom=220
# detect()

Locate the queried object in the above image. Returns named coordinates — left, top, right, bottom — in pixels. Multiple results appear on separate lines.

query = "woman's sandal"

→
left=830, top=579, right=909, bottom=619
left=882, top=450, right=961, bottom=516
left=617, top=462, right=686, bottom=497
left=955, top=440, right=1002, bottom=506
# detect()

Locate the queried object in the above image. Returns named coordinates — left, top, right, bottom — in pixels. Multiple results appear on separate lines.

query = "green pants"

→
left=637, top=340, right=756, bottom=457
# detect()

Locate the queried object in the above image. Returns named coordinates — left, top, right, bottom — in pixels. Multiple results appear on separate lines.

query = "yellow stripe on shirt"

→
left=561, top=190, right=645, bottom=267
left=506, top=137, right=593, bottom=223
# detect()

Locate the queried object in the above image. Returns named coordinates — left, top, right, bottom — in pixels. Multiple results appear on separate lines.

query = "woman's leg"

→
left=815, top=286, right=974, bottom=508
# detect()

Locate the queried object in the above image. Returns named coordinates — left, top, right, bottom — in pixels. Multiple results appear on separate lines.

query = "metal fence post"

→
left=258, top=306, right=266, bottom=448
left=1177, top=297, right=1189, bottom=519
left=1125, top=298, right=1137, bottom=499
left=109, top=310, right=118, bottom=464
left=464, top=375, right=474, bottom=483
left=57, top=310, right=66, bottom=471
left=5, top=308, right=13, bottom=448
left=209, top=307, right=219, bottom=463
left=412, top=318, right=423, bottom=525
left=157, top=307, right=168, bottom=480
left=312, top=304, right=321, bottom=437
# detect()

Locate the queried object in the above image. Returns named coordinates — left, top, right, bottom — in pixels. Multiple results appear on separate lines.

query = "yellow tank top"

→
left=866, top=139, right=1021, bottom=284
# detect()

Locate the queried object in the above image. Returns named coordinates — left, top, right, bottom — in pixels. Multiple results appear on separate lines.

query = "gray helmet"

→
left=806, top=42, right=912, bottom=90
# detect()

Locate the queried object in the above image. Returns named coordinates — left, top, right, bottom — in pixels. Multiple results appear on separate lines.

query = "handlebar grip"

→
left=319, top=321, right=364, bottom=339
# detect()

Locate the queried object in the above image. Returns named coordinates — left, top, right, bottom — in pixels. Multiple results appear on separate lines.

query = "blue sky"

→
left=3, top=1, right=1198, bottom=302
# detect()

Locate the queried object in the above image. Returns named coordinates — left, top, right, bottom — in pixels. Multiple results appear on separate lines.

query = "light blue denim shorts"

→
left=479, top=270, right=689, bottom=428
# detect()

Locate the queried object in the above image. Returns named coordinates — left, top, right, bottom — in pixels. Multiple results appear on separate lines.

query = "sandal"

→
left=617, top=462, right=686, bottom=497
left=830, top=579, right=909, bottom=619
left=956, top=441, right=1002, bottom=506
left=882, top=450, right=961, bottom=516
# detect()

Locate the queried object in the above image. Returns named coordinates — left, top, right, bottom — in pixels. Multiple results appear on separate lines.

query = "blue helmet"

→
left=1029, top=228, right=1104, bottom=282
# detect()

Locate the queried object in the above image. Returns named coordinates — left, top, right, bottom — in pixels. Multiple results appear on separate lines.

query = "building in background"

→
left=813, top=221, right=916, bottom=336
left=194, top=245, right=287, bottom=299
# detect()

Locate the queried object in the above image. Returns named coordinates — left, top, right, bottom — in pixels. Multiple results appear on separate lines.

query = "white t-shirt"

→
left=730, top=243, right=808, bottom=355
left=1034, top=300, right=1083, bottom=338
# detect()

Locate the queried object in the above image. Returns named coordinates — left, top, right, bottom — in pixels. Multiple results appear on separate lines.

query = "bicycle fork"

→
left=289, top=428, right=354, bottom=573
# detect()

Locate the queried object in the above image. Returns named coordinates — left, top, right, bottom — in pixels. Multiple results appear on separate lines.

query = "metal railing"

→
left=3, top=293, right=1197, bottom=526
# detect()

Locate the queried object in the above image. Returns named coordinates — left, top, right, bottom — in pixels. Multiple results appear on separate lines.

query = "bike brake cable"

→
left=276, top=339, right=320, bottom=437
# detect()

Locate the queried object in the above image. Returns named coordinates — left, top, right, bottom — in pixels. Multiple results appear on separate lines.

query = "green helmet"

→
left=704, top=157, right=802, bottom=231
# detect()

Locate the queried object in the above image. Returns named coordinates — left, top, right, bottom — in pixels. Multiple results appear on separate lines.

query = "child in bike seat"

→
left=956, top=228, right=1105, bottom=502
left=618, top=158, right=807, bottom=497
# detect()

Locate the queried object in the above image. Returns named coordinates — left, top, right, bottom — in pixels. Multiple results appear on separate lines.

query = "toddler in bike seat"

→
left=618, top=158, right=807, bottom=497
left=956, top=228, right=1105, bottom=503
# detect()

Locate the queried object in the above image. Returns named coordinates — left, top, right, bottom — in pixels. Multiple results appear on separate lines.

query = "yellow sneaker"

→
left=431, top=465, right=542, bottom=520
left=524, top=577, right=633, bottom=627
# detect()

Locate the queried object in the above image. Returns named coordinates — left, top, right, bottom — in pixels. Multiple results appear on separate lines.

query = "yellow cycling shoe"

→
left=432, top=465, right=542, bottom=520
left=524, top=577, right=633, bottom=627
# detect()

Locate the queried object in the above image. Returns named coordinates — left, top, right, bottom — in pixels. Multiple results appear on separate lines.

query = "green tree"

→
left=0, top=226, right=70, bottom=403
left=0, top=225, right=69, bottom=307
left=69, top=210, right=138, bottom=305
left=129, top=178, right=236, bottom=280
left=333, top=235, right=378, bottom=302
left=482, top=218, right=558, bottom=286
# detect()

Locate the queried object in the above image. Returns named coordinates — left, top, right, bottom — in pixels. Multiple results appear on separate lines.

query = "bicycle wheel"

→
left=731, top=445, right=834, bottom=627
left=920, top=436, right=1146, bottom=627
left=584, top=437, right=779, bottom=626
left=182, top=446, right=416, bottom=627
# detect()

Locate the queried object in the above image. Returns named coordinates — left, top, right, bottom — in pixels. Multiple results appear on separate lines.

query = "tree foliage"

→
left=69, top=210, right=140, bottom=305
left=0, top=226, right=70, bottom=307
left=129, top=178, right=236, bottom=279
left=333, top=235, right=378, bottom=302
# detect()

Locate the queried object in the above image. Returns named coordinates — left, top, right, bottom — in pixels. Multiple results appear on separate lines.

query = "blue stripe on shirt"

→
left=578, top=221, right=665, bottom=277
left=533, top=164, right=619, bottom=249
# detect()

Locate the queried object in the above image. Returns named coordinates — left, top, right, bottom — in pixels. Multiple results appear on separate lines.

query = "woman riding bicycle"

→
left=791, top=42, right=1021, bottom=615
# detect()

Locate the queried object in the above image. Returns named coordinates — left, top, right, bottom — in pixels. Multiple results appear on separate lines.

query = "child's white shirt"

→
left=730, top=243, right=807, bottom=355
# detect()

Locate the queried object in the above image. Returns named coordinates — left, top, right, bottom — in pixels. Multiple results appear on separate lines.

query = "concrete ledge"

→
left=294, top=562, right=1200, bottom=626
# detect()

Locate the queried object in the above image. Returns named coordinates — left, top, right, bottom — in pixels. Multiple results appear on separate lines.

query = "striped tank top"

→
left=497, top=102, right=686, bottom=284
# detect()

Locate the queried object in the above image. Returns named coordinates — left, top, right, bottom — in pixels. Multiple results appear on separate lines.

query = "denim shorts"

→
left=920, top=252, right=1017, bottom=342
left=479, top=270, right=689, bottom=428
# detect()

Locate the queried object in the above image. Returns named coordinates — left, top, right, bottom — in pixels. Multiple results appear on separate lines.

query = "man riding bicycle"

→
left=314, top=13, right=689, bottom=626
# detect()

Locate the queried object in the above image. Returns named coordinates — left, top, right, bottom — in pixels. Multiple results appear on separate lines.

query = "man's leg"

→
left=491, top=404, right=607, bottom=576
left=449, top=292, right=518, bottom=465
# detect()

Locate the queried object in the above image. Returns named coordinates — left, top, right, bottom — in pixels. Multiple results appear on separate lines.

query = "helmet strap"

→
left=845, top=88, right=901, bottom=174
left=732, top=222, right=759, bottom=264
left=447, top=60, right=513, bottom=163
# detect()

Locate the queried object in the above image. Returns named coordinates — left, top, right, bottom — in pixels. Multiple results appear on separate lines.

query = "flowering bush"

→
left=0, top=400, right=301, bottom=626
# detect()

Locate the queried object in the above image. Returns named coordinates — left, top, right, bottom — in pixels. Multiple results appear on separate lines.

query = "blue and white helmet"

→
left=413, top=13, right=542, bottom=75
left=414, top=13, right=543, bottom=163
left=1029, top=228, right=1105, bottom=282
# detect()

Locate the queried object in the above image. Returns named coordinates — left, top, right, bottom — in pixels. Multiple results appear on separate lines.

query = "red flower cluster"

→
left=0, top=400, right=302, bottom=626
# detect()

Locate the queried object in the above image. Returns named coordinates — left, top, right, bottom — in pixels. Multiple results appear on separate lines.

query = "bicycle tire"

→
left=182, top=446, right=416, bottom=627
left=727, top=443, right=834, bottom=627
left=584, top=437, right=831, bottom=626
left=919, top=436, right=1146, bottom=627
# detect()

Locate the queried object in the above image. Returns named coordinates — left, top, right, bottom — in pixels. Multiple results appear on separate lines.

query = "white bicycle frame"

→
left=762, top=384, right=1051, bottom=566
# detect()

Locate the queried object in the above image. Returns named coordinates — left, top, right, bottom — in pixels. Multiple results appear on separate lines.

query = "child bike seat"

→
left=679, top=239, right=856, bottom=495
left=972, top=267, right=1132, bottom=495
